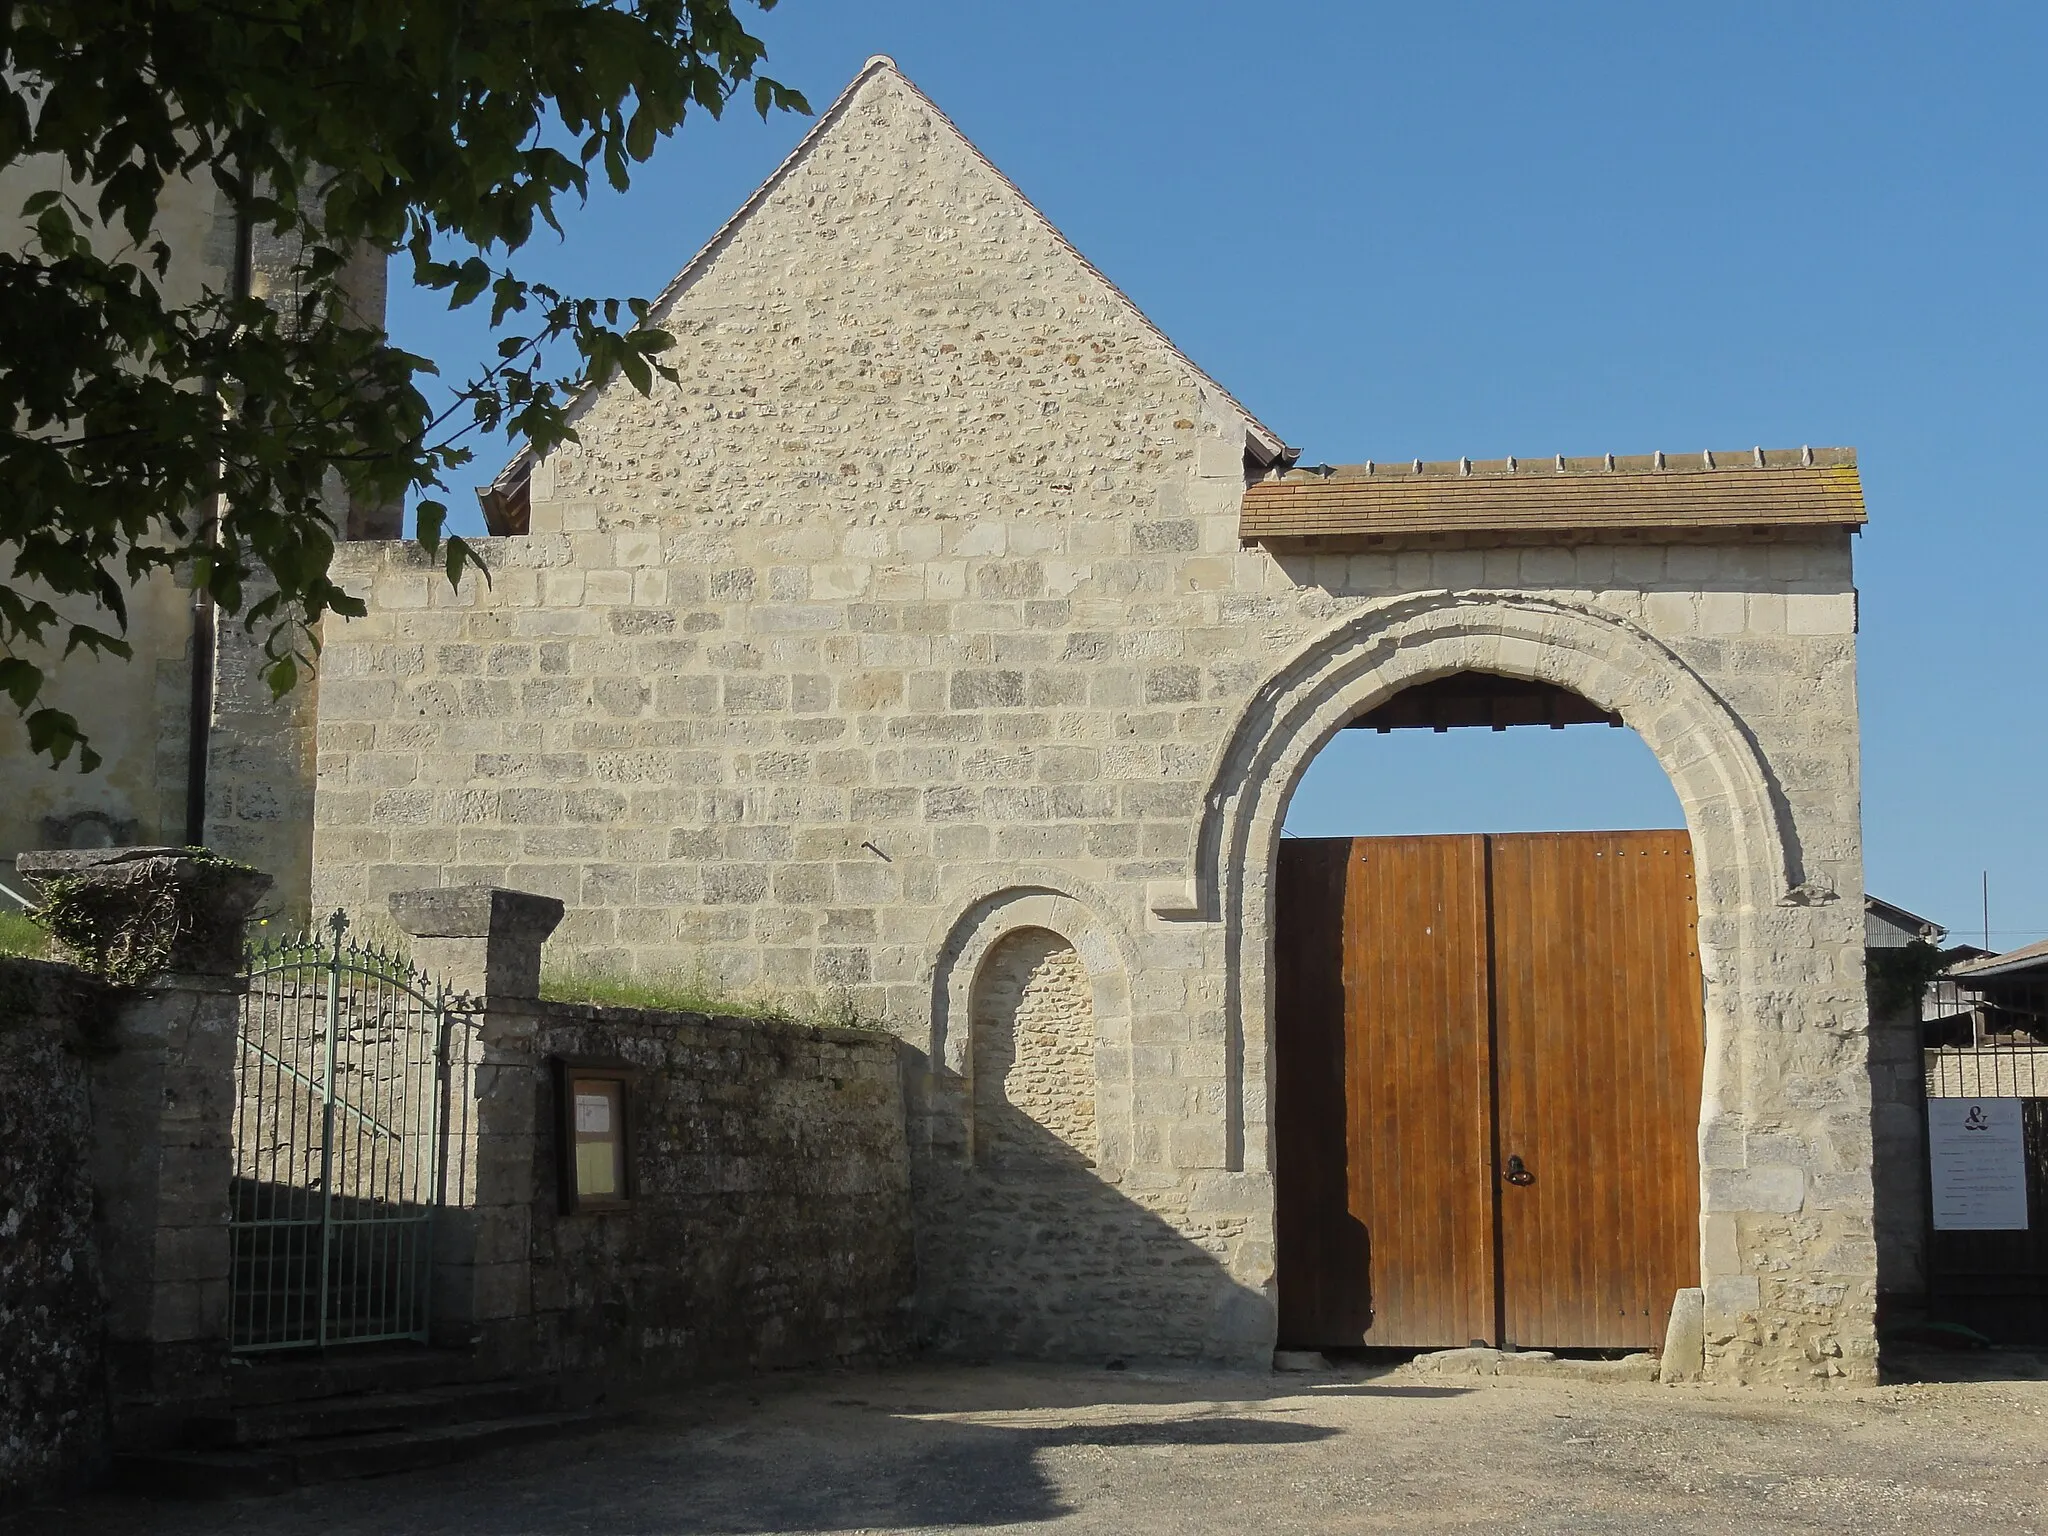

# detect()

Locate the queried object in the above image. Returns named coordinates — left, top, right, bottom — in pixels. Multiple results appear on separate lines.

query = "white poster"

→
left=575, top=1092, right=612, bottom=1134
left=1929, top=1098, right=2030, bottom=1231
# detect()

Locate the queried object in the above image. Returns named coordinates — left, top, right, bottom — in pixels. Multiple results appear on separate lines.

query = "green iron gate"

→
left=230, top=912, right=457, bottom=1352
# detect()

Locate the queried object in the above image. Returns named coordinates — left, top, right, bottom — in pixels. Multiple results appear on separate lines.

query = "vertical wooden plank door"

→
left=1490, top=831, right=1705, bottom=1350
left=1275, top=836, right=1494, bottom=1348
left=1273, top=840, right=1360, bottom=1343
left=1275, top=830, right=1704, bottom=1351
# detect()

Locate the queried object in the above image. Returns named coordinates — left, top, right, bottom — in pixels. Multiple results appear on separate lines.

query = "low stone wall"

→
left=0, top=958, right=110, bottom=1502
left=526, top=1002, right=915, bottom=1381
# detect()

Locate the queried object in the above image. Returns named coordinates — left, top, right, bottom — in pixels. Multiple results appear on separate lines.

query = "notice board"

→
left=1929, top=1098, right=2030, bottom=1231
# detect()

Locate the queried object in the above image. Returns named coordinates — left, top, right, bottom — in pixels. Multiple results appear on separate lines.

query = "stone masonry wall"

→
left=0, top=959, right=110, bottom=1503
left=310, top=61, right=1875, bottom=1380
left=525, top=1002, right=914, bottom=1380
left=0, top=174, right=349, bottom=922
left=972, top=928, right=1095, bottom=1164
left=1867, top=991, right=1929, bottom=1305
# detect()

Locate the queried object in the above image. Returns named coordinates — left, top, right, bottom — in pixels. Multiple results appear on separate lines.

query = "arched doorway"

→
left=1271, top=670, right=1708, bottom=1352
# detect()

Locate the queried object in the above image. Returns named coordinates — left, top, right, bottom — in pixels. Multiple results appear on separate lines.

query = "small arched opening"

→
left=969, top=926, right=1098, bottom=1169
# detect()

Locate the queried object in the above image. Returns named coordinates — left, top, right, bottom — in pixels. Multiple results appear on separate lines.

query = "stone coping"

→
left=532, top=996, right=900, bottom=1052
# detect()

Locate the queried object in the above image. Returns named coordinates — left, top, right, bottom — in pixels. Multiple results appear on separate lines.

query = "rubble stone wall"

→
left=0, top=959, right=109, bottom=1502
left=972, top=927, right=1096, bottom=1165
left=526, top=1002, right=914, bottom=1379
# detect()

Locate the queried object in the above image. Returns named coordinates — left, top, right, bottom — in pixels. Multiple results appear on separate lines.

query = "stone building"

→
left=0, top=159, right=385, bottom=914
left=302, top=58, right=1869, bottom=1380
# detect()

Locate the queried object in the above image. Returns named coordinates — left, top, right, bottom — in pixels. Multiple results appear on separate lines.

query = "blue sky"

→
left=388, top=1, right=2048, bottom=948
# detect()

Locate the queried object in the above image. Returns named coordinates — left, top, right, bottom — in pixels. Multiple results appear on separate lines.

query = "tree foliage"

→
left=0, top=0, right=806, bottom=768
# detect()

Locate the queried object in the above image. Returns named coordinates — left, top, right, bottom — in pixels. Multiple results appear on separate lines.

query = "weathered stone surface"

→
left=387, top=886, right=565, bottom=1001
left=1866, top=992, right=1929, bottom=1307
left=526, top=1003, right=915, bottom=1379
left=1272, top=1350, right=1330, bottom=1372
left=16, top=847, right=271, bottom=977
left=972, top=928, right=1096, bottom=1165
left=87, top=974, right=240, bottom=1426
left=1409, top=1348, right=1661, bottom=1384
left=0, top=958, right=109, bottom=1501
left=1660, top=1287, right=1708, bottom=1384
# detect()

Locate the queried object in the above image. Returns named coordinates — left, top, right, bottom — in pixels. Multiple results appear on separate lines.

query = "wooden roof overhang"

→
left=1240, top=447, right=1865, bottom=546
left=1347, top=672, right=1622, bottom=733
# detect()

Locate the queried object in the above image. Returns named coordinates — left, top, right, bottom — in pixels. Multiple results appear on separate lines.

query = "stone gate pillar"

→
left=14, top=846, right=271, bottom=1442
left=387, top=886, right=563, bottom=1368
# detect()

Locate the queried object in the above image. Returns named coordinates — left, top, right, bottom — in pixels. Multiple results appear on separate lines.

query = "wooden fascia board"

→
left=1239, top=466, right=1866, bottom=541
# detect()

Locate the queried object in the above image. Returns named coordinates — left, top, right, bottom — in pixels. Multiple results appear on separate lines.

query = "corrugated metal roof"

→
left=1865, top=894, right=1946, bottom=941
left=1949, top=935, right=2048, bottom=981
left=1240, top=448, right=1865, bottom=541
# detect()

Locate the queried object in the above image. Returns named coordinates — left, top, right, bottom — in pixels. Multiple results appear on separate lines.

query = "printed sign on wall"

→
left=1929, top=1098, right=2029, bottom=1231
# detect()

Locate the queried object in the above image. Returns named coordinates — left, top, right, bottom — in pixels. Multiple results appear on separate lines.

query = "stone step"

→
left=226, top=1345, right=480, bottom=1406
left=1406, top=1346, right=1661, bottom=1383
left=188, top=1378, right=561, bottom=1448
left=115, top=1408, right=616, bottom=1497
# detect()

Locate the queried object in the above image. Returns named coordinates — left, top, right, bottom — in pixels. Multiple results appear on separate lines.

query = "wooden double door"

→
left=1274, top=831, right=1704, bottom=1351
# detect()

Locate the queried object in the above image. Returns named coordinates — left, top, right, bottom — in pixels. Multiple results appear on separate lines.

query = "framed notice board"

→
left=552, top=1058, right=635, bottom=1212
left=1929, top=1098, right=2029, bottom=1231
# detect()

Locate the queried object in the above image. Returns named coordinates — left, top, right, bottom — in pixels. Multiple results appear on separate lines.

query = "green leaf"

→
left=416, top=498, right=447, bottom=555
left=0, top=657, right=44, bottom=709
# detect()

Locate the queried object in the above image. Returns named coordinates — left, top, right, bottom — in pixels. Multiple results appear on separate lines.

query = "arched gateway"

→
left=1206, top=596, right=1785, bottom=1356
left=311, top=58, right=1876, bottom=1387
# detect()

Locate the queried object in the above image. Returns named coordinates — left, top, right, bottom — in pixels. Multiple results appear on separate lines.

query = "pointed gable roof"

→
left=478, top=55, right=1289, bottom=530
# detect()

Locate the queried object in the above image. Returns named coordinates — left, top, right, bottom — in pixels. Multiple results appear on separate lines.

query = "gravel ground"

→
left=10, top=1354, right=2048, bottom=1535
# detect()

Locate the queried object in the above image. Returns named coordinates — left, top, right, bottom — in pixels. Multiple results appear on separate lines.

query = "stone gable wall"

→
left=310, top=65, right=1874, bottom=1381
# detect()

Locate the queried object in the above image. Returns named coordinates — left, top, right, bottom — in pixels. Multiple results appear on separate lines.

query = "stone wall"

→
left=923, top=917, right=1261, bottom=1362
left=0, top=156, right=377, bottom=922
left=972, top=928, right=1096, bottom=1165
left=0, top=571, right=196, bottom=881
left=0, top=158, right=229, bottom=887
left=0, top=959, right=109, bottom=1502
left=309, top=60, right=1876, bottom=1382
left=525, top=1002, right=915, bottom=1380
left=1868, top=992, right=1930, bottom=1307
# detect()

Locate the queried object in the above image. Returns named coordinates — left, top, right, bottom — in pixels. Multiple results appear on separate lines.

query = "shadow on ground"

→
left=1880, top=1344, right=2048, bottom=1384
left=21, top=1357, right=2048, bottom=1536
left=10, top=1369, right=1415, bottom=1536
left=630, top=1407, right=1345, bottom=1534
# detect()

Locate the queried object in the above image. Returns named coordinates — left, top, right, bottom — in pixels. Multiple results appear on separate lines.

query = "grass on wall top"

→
left=0, top=903, right=884, bottom=1036
left=0, top=909, right=48, bottom=960
left=538, top=965, right=884, bottom=1031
